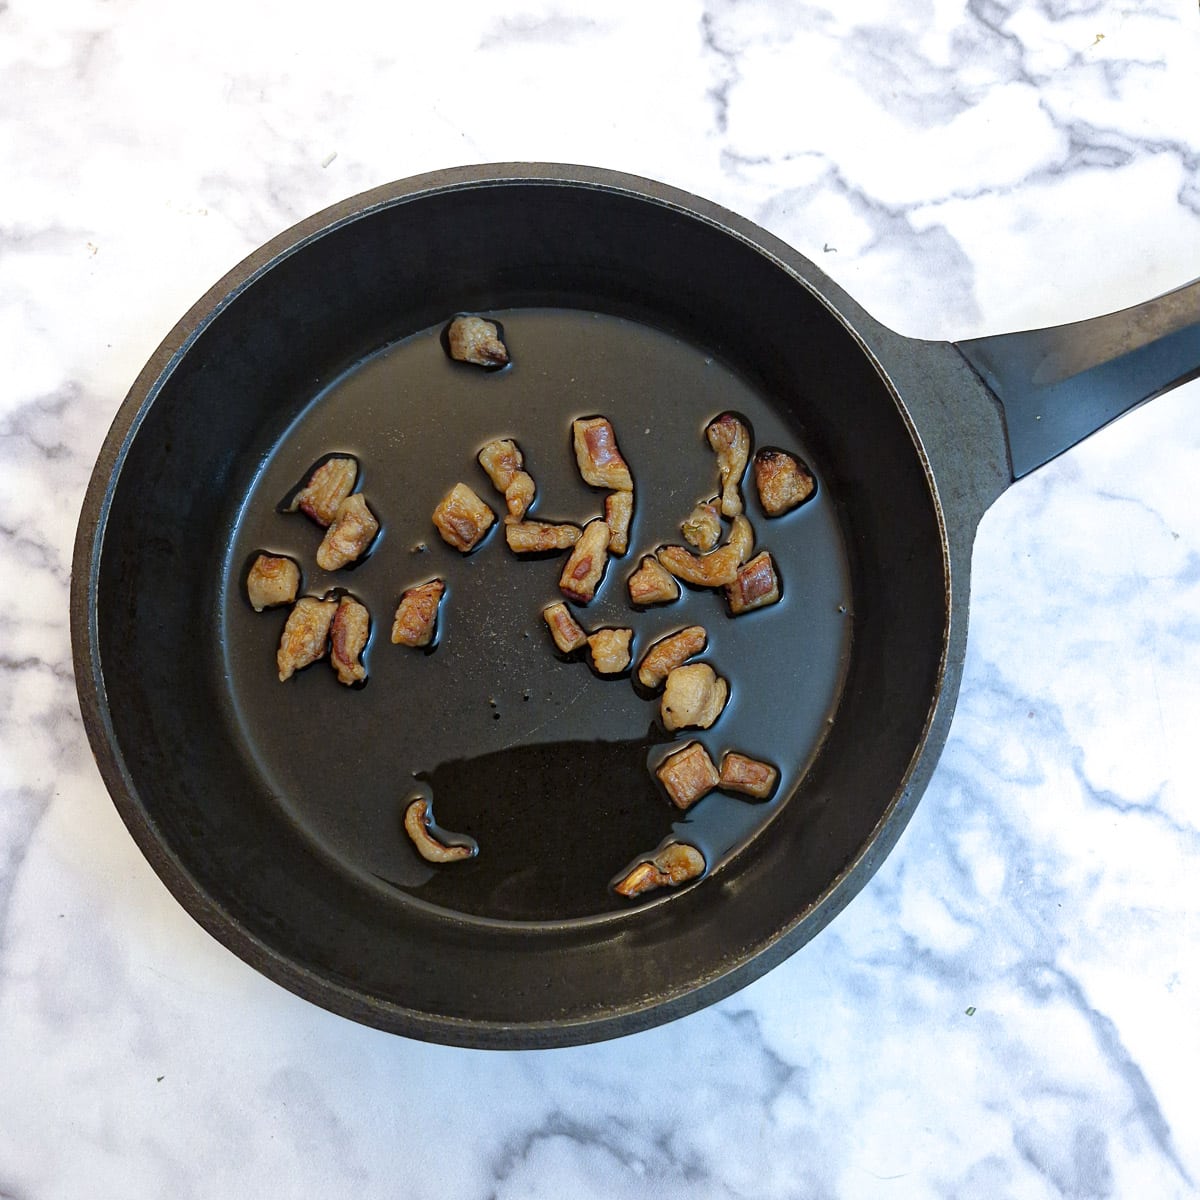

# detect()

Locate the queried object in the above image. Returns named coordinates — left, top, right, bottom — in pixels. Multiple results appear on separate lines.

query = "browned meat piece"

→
left=505, top=520, right=582, bottom=554
left=330, top=595, right=370, bottom=685
left=558, top=519, right=611, bottom=604
left=655, top=742, right=720, bottom=810
left=614, top=842, right=706, bottom=898
left=706, top=413, right=751, bottom=517
left=719, top=752, right=779, bottom=799
left=246, top=554, right=300, bottom=611
left=477, top=439, right=536, bottom=521
left=725, top=550, right=781, bottom=614
left=604, top=490, right=634, bottom=555
left=276, top=596, right=338, bottom=681
left=657, top=514, right=753, bottom=588
left=636, top=625, right=707, bottom=689
left=432, top=482, right=495, bottom=553
left=403, top=798, right=475, bottom=863
left=542, top=602, right=587, bottom=653
left=572, top=416, right=633, bottom=491
left=681, top=500, right=721, bottom=552
left=286, top=456, right=358, bottom=527
left=754, top=448, right=816, bottom=516
left=587, top=628, right=633, bottom=675
left=627, top=555, right=681, bottom=607
left=661, top=663, right=728, bottom=731
left=391, top=579, right=445, bottom=647
left=447, top=315, right=509, bottom=367
left=315, top=493, right=379, bottom=571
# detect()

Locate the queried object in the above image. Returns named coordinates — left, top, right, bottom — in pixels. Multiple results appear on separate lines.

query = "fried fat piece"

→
left=706, top=413, right=751, bottom=517
left=604, top=490, right=634, bottom=555
left=391, top=579, right=445, bottom=647
left=477, top=439, right=536, bottom=521
left=403, top=798, right=475, bottom=863
left=655, top=742, right=720, bottom=811
left=316, top=493, right=380, bottom=571
left=505, top=520, right=582, bottom=555
left=725, top=550, right=781, bottom=614
left=286, top=456, right=358, bottom=527
left=587, top=628, right=633, bottom=675
left=627, top=555, right=681, bottom=607
left=614, top=842, right=706, bottom=898
left=572, top=416, right=633, bottom=491
left=656, top=513, right=753, bottom=588
left=330, top=595, right=370, bottom=685
left=432, top=482, right=495, bottom=553
left=543, top=602, right=587, bottom=653
left=246, top=554, right=300, bottom=611
left=559, top=519, right=611, bottom=604
left=719, top=752, right=779, bottom=800
left=447, top=315, right=508, bottom=367
left=276, top=596, right=338, bottom=681
left=636, top=625, right=708, bottom=689
left=681, top=500, right=721, bottom=552
left=754, top=448, right=816, bottom=516
left=660, top=663, right=728, bottom=731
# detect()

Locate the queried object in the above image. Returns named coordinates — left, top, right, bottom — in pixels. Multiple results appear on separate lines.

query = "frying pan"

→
left=71, top=164, right=1199, bottom=1048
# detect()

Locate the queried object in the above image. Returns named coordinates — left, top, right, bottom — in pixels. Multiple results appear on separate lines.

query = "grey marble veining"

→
left=1, top=0, right=1197, bottom=1196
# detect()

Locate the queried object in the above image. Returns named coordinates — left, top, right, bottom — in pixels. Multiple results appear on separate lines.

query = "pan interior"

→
left=221, top=307, right=852, bottom=922
left=89, top=177, right=948, bottom=1039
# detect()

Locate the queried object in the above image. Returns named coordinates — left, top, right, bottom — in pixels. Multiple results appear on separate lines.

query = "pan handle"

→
left=955, top=278, right=1199, bottom=479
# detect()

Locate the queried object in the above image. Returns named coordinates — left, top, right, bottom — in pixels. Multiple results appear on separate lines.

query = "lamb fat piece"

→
left=719, top=752, right=779, bottom=799
left=572, top=417, right=633, bottom=491
left=246, top=554, right=299, bottom=611
left=614, top=842, right=706, bottom=898
left=627, top=555, right=681, bottom=607
left=403, top=799, right=475, bottom=863
left=604, top=490, right=634, bottom=555
left=505, top=520, right=582, bottom=555
left=543, top=602, right=587, bottom=654
left=725, top=551, right=781, bottom=614
left=657, top=514, right=754, bottom=588
left=447, top=315, right=508, bottom=367
left=558, top=519, right=611, bottom=604
left=587, top=628, right=633, bottom=675
left=706, top=413, right=751, bottom=517
left=276, top=596, right=338, bottom=682
left=432, top=483, right=495, bottom=553
left=660, top=663, right=729, bottom=731
left=391, top=579, right=445, bottom=647
left=330, top=596, right=370, bottom=685
left=681, top=500, right=721, bottom=553
left=754, top=448, right=816, bottom=516
left=636, top=625, right=707, bottom=689
left=286, top=456, right=358, bottom=527
left=315, top=493, right=379, bottom=571
left=655, top=742, right=720, bottom=810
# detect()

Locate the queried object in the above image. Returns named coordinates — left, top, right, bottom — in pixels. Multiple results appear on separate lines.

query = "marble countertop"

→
left=2, top=0, right=1198, bottom=1195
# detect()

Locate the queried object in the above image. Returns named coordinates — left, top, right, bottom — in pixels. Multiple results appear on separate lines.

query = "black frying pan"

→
left=71, top=164, right=1199, bottom=1048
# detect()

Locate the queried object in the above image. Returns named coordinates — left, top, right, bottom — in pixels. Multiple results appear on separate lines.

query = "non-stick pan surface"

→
left=78, top=163, right=1145, bottom=1047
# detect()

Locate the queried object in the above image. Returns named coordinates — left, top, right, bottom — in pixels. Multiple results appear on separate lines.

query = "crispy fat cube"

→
left=543, top=602, right=587, bottom=653
left=286, top=456, right=357, bottom=526
left=477, top=439, right=535, bottom=520
left=330, top=596, right=370, bottom=685
left=706, top=413, right=751, bottom=517
left=754, top=448, right=816, bottom=516
left=660, top=663, right=728, bottom=731
left=636, top=625, right=707, bottom=689
left=433, top=483, right=495, bottom=552
left=614, top=842, right=706, bottom=898
left=587, top=628, right=633, bottom=675
left=246, top=554, right=300, bottom=611
left=719, top=752, right=779, bottom=799
left=655, top=742, right=720, bottom=811
left=604, top=489, right=633, bottom=555
left=681, top=500, right=721, bottom=552
left=391, top=579, right=445, bottom=647
left=725, top=551, right=781, bottom=614
left=447, top=315, right=508, bottom=367
left=558, top=519, right=610, bottom=604
left=572, top=416, right=633, bottom=491
left=505, top=520, right=581, bottom=554
left=316, top=493, right=379, bottom=571
left=277, top=596, right=338, bottom=681
left=627, top=556, right=680, bottom=607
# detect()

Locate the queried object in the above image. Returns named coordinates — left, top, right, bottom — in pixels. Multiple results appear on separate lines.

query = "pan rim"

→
left=71, top=163, right=953, bottom=1045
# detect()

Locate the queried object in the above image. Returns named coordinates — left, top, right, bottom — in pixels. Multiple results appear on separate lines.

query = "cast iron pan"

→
left=71, top=164, right=1199, bottom=1048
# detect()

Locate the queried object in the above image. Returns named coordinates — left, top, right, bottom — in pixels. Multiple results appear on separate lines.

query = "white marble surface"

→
left=2, top=0, right=1198, bottom=1195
